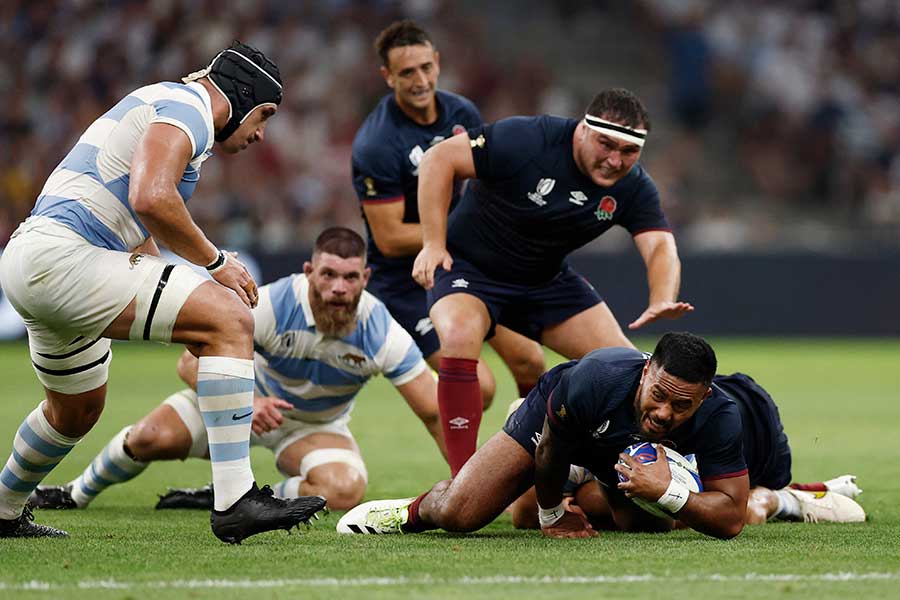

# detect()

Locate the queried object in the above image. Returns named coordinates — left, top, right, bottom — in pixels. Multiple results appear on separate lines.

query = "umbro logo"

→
left=449, top=416, right=469, bottom=430
left=451, top=278, right=469, bottom=289
left=569, top=191, right=588, bottom=206
left=415, top=317, right=435, bottom=336
left=591, top=419, right=610, bottom=439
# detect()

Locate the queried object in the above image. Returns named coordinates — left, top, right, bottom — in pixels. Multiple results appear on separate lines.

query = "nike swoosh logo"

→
left=232, top=411, right=253, bottom=421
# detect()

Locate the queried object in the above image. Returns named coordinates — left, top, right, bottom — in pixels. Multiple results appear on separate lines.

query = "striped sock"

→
left=273, top=476, right=303, bottom=499
left=0, top=402, right=80, bottom=519
left=197, top=356, right=255, bottom=511
left=69, top=426, right=147, bottom=508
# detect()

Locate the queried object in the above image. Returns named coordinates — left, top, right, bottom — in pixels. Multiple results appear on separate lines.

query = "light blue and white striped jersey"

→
left=30, top=81, right=215, bottom=252
left=253, top=274, right=428, bottom=423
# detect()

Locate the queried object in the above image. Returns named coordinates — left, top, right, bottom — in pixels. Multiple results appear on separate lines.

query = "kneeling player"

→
left=31, top=228, right=445, bottom=512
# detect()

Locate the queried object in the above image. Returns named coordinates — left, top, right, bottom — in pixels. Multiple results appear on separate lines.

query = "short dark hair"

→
left=313, top=227, right=366, bottom=260
left=585, top=88, right=651, bottom=133
left=649, top=332, right=717, bottom=386
left=374, top=19, right=433, bottom=67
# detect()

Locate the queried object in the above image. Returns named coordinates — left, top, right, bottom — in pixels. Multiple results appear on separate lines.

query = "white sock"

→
left=773, top=489, right=802, bottom=520
left=70, top=426, right=147, bottom=508
left=197, top=356, right=255, bottom=511
left=273, top=476, right=303, bottom=499
left=0, top=402, right=81, bottom=519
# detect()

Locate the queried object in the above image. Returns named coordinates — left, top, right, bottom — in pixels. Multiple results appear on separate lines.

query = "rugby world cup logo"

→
left=527, top=178, right=556, bottom=206
left=595, top=195, right=617, bottom=221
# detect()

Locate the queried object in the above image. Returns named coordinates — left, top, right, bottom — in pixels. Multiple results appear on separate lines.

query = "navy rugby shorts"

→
left=427, top=256, right=602, bottom=341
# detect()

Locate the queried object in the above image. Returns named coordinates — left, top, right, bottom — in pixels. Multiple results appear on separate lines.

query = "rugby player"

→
left=30, top=228, right=444, bottom=513
left=336, top=333, right=832, bottom=540
left=0, top=42, right=325, bottom=542
left=352, top=20, right=546, bottom=475
left=411, top=88, right=694, bottom=474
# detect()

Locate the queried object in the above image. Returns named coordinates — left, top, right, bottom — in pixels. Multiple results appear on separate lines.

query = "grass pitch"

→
left=0, top=339, right=899, bottom=599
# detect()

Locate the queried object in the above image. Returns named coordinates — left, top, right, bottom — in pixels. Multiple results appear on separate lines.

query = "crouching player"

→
left=505, top=372, right=865, bottom=530
left=336, top=333, right=860, bottom=539
left=31, top=228, right=446, bottom=512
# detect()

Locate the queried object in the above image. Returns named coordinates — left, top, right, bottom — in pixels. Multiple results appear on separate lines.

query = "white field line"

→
left=0, top=573, right=898, bottom=590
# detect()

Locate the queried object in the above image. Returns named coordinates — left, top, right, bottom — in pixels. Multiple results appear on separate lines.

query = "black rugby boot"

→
left=0, top=506, right=68, bottom=538
left=27, top=485, right=77, bottom=510
left=155, top=484, right=215, bottom=510
left=210, top=483, right=326, bottom=544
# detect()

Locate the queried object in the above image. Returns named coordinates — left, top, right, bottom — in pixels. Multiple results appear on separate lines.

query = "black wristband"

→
left=205, top=250, right=226, bottom=271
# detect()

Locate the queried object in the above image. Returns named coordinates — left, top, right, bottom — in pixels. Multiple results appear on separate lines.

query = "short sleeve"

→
left=374, top=307, right=427, bottom=385
left=546, top=366, right=597, bottom=441
left=352, top=143, right=405, bottom=203
left=468, top=116, right=546, bottom=182
left=695, top=406, right=748, bottom=482
left=252, top=284, right=280, bottom=356
left=151, top=99, right=210, bottom=161
left=619, top=169, right=671, bottom=235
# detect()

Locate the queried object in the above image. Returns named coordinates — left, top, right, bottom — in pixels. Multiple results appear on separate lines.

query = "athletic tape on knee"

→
left=30, top=338, right=113, bottom=395
left=197, top=356, right=254, bottom=379
left=299, top=448, right=368, bottom=483
left=162, top=389, right=208, bottom=459
left=130, top=264, right=205, bottom=343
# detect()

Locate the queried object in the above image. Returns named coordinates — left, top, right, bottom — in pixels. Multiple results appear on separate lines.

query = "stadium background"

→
left=2, top=0, right=900, bottom=336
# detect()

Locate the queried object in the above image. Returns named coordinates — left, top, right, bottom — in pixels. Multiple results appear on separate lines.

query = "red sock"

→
left=438, top=357, right=481, bottom=477
left=789, top=481, right=827, bottom=492
left=517, top=381, right=535, bottom=398
left=401, top=492, right=432, bottom=533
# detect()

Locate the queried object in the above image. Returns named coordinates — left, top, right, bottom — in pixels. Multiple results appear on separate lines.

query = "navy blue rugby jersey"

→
left=352, top=91, right=482, bottom=276
left=543, top=347, right=748, bottom=484
left=448, top=116, right=670, bottom=285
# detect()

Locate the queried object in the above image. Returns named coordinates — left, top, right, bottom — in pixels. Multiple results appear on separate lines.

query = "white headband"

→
left=584, top=114, right=647, bottom=147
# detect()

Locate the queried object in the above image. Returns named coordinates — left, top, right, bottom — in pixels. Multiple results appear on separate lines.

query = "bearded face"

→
left=304, top=253, right=370, bottom=338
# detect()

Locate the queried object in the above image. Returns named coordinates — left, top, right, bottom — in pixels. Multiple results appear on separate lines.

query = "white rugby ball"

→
left=617, top=442, right=702, bottom=519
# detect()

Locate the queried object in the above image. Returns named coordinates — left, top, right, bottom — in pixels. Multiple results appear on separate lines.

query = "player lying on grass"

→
left=30, top=228, right=446, bottom=513
left=337, top=332, right=860, bottom=539
left=504, top=399, right=864, bottom=531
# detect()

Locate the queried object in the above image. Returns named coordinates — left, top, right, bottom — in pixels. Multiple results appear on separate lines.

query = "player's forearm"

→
left=533, top=430, right=571, bottom=509
left=416, top=150, right=454, bottom=249
left=134, top=191, right=218, bottom=266
left=675, top=491, right=745, bottom=539
left=645, top=245, right=681, bottom=305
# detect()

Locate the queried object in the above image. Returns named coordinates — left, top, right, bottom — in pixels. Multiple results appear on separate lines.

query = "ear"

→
left=362, top=266, right=371, bottom=286
left=433, top=49, right=441, bottom=69
left=303, top=261, right=313, bottom=276
left=379, top=65, right=394, bottom=89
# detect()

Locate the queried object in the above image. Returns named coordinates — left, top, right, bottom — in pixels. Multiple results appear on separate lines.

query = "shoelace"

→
left=365, top=506, right=405, bottom=531
left=20, top=505, right=35, bottom=523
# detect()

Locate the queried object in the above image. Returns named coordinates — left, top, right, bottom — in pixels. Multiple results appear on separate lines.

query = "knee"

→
left=307, top=466, right=366, bottom=511
left=216, top=295, right=254, bottom=343
left=431, top=491, right=483, bottom=533
left=432, top=311, right=487, bottom=357
left=126, top=420, right=188, bottom=461
left=45, top=394, right=105, bottom=437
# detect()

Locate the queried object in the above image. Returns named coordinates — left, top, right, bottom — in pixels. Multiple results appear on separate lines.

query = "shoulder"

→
left=352, top=95, right=398, bottom=157
left=437, top=90, right=481, bottom=120
left=489, top=115, right=572, bottom=151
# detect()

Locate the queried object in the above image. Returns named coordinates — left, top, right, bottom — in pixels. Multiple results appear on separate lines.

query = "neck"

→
left=395, top=94, right=438, bottom=126
left=197, top=78, right=230, bottom=133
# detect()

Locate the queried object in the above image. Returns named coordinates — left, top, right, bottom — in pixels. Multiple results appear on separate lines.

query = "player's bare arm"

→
left=534, top=419, right=596, bottom=538
left=628, top=230, right=694, bottom=329
left=616, top=446, right=748, bottom=539
left=130, top=123, right=258, bottom=307
left=362, top=200, right=424, bottom=257
left=395, top=370, right=448, bottom=461
left=412, top=134, right=476, bottom=289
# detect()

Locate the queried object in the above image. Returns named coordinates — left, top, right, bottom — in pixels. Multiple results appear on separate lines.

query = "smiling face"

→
left=304, top=252, right=370, bottom=338
left=633, top=361, right=711, bottom=441
left=380, top=42, right=440, bottom=124
left=573, top=119, right=643, bottom=187
left=218, top=104, right=277, bottom=154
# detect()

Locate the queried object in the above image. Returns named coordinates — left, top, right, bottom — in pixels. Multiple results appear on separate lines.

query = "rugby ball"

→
left=617, top=442, right=702, bottom=519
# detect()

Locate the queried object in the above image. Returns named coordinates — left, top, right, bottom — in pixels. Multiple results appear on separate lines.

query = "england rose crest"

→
left=595, top=195, right=617, bottom=220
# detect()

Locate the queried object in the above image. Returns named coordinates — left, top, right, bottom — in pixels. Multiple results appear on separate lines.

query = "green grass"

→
left=1, top=339, right=899, bottom=599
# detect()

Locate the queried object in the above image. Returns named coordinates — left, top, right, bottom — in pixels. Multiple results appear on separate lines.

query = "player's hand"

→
left=412, top=244, right=453, bottom=290
left=251, top=396, right=292, bottom=435
left=212, top=251, right=259, bottom=308
left=540, top=508, right=598, bottom=539
left=615, top=446, right=672, bottom=501
left=628, top=300, right=694, bottom=330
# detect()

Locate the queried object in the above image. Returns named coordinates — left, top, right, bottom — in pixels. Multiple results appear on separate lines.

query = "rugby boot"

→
left=785, top=488, right=866, bottom=523
left=336, top=497, right=416, bottom=534
left=27, top=484, right=78, bottom=510
left=790, top=474, right=862, bottom=499
left=210, top=483, right=326, bottom=544
left=0, top=506, right=68, bottom=538
left=155, top=484, right=214, bottom=510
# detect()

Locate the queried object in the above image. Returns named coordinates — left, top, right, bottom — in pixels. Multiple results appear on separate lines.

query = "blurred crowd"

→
left=2, top=0, right=899, bottom=253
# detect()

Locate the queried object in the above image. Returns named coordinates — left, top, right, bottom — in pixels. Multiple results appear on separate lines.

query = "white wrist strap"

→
left=538, top=501, right=566, bottom=528
left=206, top=250, right=228, bottom=274
left=657, top=478, right=691, bottom=514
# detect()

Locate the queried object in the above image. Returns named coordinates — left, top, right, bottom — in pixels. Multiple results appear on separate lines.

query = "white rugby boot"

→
left=823, top=474, right=863, bottom=499
left=785, top=488, right=866, bottom=523
left=336, top=497, right=416, bottom=534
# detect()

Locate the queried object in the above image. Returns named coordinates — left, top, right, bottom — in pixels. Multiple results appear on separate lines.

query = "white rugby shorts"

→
left=0, top=217, right=205, bottom=394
